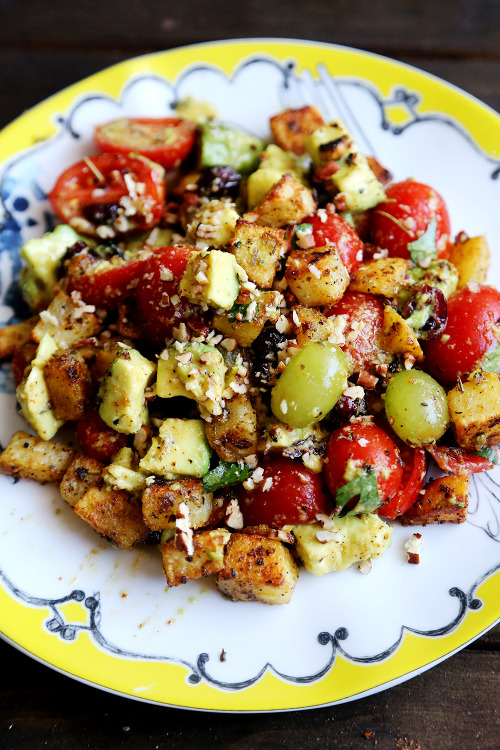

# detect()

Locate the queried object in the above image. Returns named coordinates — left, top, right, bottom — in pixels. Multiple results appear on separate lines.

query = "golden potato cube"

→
left=212, top=290, right=282, bottom=347
left=205, top=393, right=257, bottom=462
left=229, top=220, right=285, bottom=288
left=31, top=291, right=102, bottom=348
left=401, top=474, right=469, bottom=526
left=447, top=371, right=500, bottom=451
left=270, top=105, right=325, bottom=155
left=161, top=529, right=231, bottom=586
left=0, top=430, right=74, bottom=483
left=60, top=453, right=104, bottom=507
left=291, top=305, right=344, bottom=346
left=348, top=257, right=412, bottom=298
left=44, top=352, right=93, bottom=421
left=74, top=487, right=149, bottom=550
left=0, top=315, right=39, bottom=360
left=285, top=247, right=349, bottom=306
left=217, top=533, right=299, bottom=604
left=448, top=235, right=490, bottom=289
left=380, top=306, right=423, bottom=362
left=141, top=479, right=211, bottom=531
left=243, top=173, right=317, bottom=228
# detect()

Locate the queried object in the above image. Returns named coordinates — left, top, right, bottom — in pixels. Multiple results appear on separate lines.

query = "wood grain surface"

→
left=0, top=1, right=499, bottom=747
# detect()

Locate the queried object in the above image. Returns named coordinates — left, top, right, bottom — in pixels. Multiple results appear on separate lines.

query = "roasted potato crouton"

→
left=217, top=533, right=298, bottom=604
left=348, top=257, right=412, bottom=298
left=60, top=453, right=104, bottom=507
left=205, top=393, right=257, bottom=462
left=285, top=247, right=349, bottom=306
left=270, top=105, right=325, bottom=155
left=401, top=474, right=470, bottom=526
left=381, top=306, right=424, bottom=362
left=141, top=479, right=211, bottom=531
left=161, top=529, right=231, bottom=586
left=0, top=430, right=74, bottom=483
left=291, top=305, right=348, bottom=346
left=448, top=235, right=490, bottom=289
left=31, top=291, right=102, bottom=348
left=244, top=173, right=317, bottom=228
left=44, top=352, right=93, bottom=421
left=229, top=220, right=285, bottom=288
left=0, top=315, right=39, bottom=360
left=447, top=371, right=500, bottom=451
left=74, top=487, right=149, bottom=550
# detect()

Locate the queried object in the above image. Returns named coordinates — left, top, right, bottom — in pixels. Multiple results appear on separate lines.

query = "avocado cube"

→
left=247, top=144, right=306, bottom=209
left=179, top=249, right=240, bottom=310
left=156, top=343, right=226, bottom=415
left=292, top=514, right=393, bottom=576
left=186, top=199, right=240, bottom=248
left=139, top=418, right=211, bottom=478
left=16, top=333, right=64, bottom=440
left=20, top=224, right=85, bottom=308
left=98, top=347, right=156, bottom=435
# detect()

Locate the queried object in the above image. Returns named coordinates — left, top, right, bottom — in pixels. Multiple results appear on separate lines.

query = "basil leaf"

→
left=227, top=302, right=249, bottom=321
left=202, top=460, right=251, bottom=493
left=408, top=218, right=437, bottom=268
left=335, top=469, right=381, bottom=517
left=474, top=446, right=499, bottom=465
left=481, top=343, right=500, bottom=373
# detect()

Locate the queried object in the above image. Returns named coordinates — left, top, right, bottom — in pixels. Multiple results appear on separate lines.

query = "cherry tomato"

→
left=94, top=118, right=197, bottom=169
left=238, top=458, right=331, bottom=527
left=324, top=292, right=385, bottom=373
left=377, top=444, right=426, bottom=519
left=76, top=409, right=127, bottom=463
left=136, top=245, right=196, bottom=346
left=426, top=444, right=496, bottom=475
left=423, top=285, right=500, bottom=384
left=303, top=209, right=364, bottom=272
left=371, top=180, right=451, bottom=259
left=324, top=422, right=403, bottom=504
left=48, top=153, right=165, bottom=238
left=67, top=251, right=152, bottom=308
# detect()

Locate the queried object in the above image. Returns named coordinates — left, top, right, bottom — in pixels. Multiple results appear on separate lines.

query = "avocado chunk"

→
left=139, top=418, right=211, bottom=478
left=99, top=347, right=156, bottom=435
left=185, top=199, right=240, bottom=248
left=305, top=119, right=385, bottom=212
left=157, top=343, right=226, bottom=416
left=293, top=514, right=393, bottom=575
left=199, top=121, right=263, bottom=175
left=103, top=447, right=146, bottom=492
left=20, top=224, right=85, bottom=309
left=247, top=144, right=307, bottom=209
left=179, top=249, right=240, bottom=310
left=16, top=333, right=64, bottom=440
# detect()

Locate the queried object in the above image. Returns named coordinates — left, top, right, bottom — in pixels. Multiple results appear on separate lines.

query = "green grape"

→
left=271, top=341, right=348, bottom=428
left=385, top=370, right=450, bottom=446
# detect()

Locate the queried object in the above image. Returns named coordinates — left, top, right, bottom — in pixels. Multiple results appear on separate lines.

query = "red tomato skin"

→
left=94, top=118, right=197, bottom=169
left=426, top=445, right=495, bottom=475
left=304, top=210, right=364, bottom=272
left=239, top=458, right=331, bottom=527
left=324, top=423, right=403, bottom=504
left=371, top=180, right=451, bottom=259
left=377, top=445, right=426, bottom=519
left=76, top=410, right=128, bottom=463
left=324, top=292, right=385, bottom=373
left=67, top=253, right=152, bottom=308
left=135, top=245, right=196, bottom=346
left=423, top=285, right=500, bottom=384
left=48, top=153, right=165, bottom=235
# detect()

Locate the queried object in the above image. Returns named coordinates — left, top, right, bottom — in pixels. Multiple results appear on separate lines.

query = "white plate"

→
left=0, top=39, right=499, bottom=712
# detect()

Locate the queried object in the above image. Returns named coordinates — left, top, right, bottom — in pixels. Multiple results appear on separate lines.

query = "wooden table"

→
left=0, top=1, right=499, bottom=747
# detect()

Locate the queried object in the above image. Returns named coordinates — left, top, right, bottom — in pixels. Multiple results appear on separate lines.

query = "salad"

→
left=0, top=103, right=498, bottom=605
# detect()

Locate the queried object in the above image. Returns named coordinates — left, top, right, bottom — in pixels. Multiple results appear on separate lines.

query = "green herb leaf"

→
left=227, top=302, right=250, bottom=322
left=335, top=469, right=381, bottom=517
left=408, top=218, right=437, bottom=268
left=474, top=446, right=499, bottom=465
left=202, top=460, right=251, bottom=493
left=481, top=343, right=500, bottom=373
